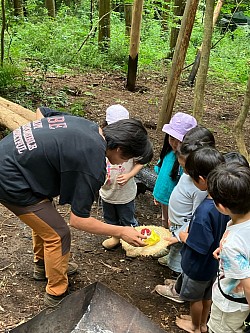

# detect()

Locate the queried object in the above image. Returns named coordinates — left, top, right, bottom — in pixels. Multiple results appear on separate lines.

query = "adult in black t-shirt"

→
left=0, top=107, right=153, bottom=306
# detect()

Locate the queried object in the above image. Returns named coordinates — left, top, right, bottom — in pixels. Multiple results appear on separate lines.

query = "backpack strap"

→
left=217, top=273, right=248, bottom=304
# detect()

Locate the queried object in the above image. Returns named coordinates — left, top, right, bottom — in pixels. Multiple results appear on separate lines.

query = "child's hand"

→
left=117, top=174, right=130, bottom=186
left=213, top=247, right=220, bottom=260
left=165, top=236, right=178, bottom=246
left=179, top=230, right=188, bottom=243
left=154, top=198, right=160, bottom=206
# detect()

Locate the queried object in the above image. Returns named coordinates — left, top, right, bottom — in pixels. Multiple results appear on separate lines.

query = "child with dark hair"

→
left=155, top=147, right=230, bottom=333
left=157, top=126, right=215, bottom=275
left=207, top=164, right=250, bottom=333
left=100, top=105, right=153, bottom=249
left=153, top=112, right=197, bottom=228
left=223, top=151, right=249, bottom=167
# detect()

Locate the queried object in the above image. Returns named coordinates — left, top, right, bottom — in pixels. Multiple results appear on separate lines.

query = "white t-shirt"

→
left=168, top=173, right=207, bottom=227
left=212, top=219, right=250, bottom=312
left=99, top=158, right=137, bottom=204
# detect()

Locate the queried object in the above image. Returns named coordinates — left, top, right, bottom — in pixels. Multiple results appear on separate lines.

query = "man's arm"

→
left=69, top=212, right=147, bottom=247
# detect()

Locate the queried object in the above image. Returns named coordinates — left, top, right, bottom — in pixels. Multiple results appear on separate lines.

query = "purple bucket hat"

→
left=162, top=112, right=197, bottom=142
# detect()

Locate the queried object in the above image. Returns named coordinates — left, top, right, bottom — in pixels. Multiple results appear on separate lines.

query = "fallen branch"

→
left=99, top=260, right=122, bottom=273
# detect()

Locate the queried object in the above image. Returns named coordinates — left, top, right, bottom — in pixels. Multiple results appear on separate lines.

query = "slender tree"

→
left=1, top=0, right=6, bottom=66
left=45, top=0, right=55, bottom=17
left=124, top=1, right=132, bottom=36
left=234, top=74, right=250, bottom=160
left=193, top=0, right=215, bottom=122
left=98, top=0, right=111, bottom=50
left=13, top=0, right=23, bottom=16
left=167, top=0, right=186, bottom=59
left=187, top=0, right=224, bottom=86
left=157, top=0, right=199, bottom=129
left=126, top=0, right=144, bottom=91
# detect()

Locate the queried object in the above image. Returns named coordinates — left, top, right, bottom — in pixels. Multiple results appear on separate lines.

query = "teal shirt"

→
left=153, top=150, right=181, bottom=205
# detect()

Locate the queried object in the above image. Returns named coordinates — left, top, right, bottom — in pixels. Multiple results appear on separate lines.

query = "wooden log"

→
left=0, top=106, right=30, bottom=131
left=0, top=97, right=35, bottom=122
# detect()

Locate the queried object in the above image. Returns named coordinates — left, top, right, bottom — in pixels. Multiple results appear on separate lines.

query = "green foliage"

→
left=1, top=0, right=249, bottom=93
left=0, top=63, right=24, bottom=92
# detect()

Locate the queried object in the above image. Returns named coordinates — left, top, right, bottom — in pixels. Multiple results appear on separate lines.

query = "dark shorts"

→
left=175, top=273, right=215, bottom=302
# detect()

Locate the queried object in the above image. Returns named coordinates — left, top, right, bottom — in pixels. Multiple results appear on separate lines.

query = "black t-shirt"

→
left=0, top=114, right=106, bottom=218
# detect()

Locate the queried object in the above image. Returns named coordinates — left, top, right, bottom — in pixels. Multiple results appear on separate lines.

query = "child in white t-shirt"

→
left=157, top=126, right=215, bottom=276
left=100, top=105, right=150, bottom=249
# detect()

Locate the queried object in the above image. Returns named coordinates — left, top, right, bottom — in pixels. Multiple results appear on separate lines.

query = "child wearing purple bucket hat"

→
left=153, top=112, right=197, bottom=229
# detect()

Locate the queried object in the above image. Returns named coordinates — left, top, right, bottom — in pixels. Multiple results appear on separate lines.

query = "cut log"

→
left=0, top=97, right=35, bottom=122
left=0, top=106, right=30, bottom=131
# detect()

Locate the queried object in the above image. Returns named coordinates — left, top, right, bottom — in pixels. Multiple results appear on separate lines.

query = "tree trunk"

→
left=0, top=107, right=31, bottom=131
left=234, top=75, right=250, bottom=160
left=161, top=0, right=171, bottom=32
left=98, top=0, right=110, bottom=51
left=13, top=0, right=23, bottom=16
left=126, top=0, right=144, bottom=92
left=157, top=0, right=199, bottom=129
left=0, top=97, right=35, bottom=121
left=193, top=0, right=215, bottom=123
left=124, top=3, right=132, bottom=37
left=1, top=0, right=6, bottom=66
left=187, top=0, right=224, bottom=85
left=45, top=0, right=55, bottom=17
left=167, top=0, right=186, bottom=59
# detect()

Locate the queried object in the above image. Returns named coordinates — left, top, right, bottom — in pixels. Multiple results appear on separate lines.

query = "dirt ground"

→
left=0, top=71, right=249, bottom=332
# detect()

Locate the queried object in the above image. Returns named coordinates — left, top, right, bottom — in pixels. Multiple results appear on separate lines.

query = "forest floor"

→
left=0, top=70, right=249, bottom=333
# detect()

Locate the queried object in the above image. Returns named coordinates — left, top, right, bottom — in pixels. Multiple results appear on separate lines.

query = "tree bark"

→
left=1, top=0, right=6, bottom=66
left=0, top=97, right=35, bottom=122
left=124, top=3, right=132, bottom=37
left=98, top=0, right=111, bottom=50
left=0, top=107, right=31, bottom=131
left=45, top=0, right=55, bottom=17
left=187, top=0, right=224, bottom=85
left=234, top=75, right=250, bottom=160
left=126, top=0, right=144, bottom=92
left=193, top=0, right=215, bottom=123
left=167, top=0, right=186, bottom=59
left=157, top=0, right=199, bottom=129
left=13, top=0, right=23, bottom=16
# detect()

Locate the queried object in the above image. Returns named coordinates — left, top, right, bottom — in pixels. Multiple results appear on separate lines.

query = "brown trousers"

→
left=3, top=200, right=71, bottom=296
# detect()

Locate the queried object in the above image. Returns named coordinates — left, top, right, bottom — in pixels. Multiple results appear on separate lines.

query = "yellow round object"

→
left=121, top=225, right=171, bottom=257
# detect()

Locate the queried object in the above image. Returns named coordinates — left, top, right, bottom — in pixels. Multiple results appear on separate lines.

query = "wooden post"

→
left=157, top=0, right=199, bottom=130
left=98, top=0, right=111, bottom=51
left=0, top=97, right=35, bottom=121
left=126, top=0, right=144, bottom=92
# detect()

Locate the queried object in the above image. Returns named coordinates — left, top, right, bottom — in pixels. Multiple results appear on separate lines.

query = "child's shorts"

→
left=175, top=273, right=215, bottom=302
left=208, top=303, right=249, bottom=333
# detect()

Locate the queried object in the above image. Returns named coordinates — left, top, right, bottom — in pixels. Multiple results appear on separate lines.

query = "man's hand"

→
left=120, top=226, right=147, bottom=247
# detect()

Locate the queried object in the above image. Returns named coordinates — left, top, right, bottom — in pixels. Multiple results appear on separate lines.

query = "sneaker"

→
left=158, top=254, right=169, bottom=267
left=151, top=247, right=170, bottom=258
left=33, top=261, right=78, bottom=281
left=44, top=290, right=68, bottom=307
left=102, top=237, right=120, bottom=250
left=164, top=278, right=176, bottom=286
left=154, top=284, right=184, bottom=303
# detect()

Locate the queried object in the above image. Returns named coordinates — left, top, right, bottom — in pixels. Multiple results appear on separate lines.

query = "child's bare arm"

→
left=241, top=277, right=250, bottom=305
left=213, top=247, right=221, bottom=260
left=179, top=230, right=189, bottom=243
